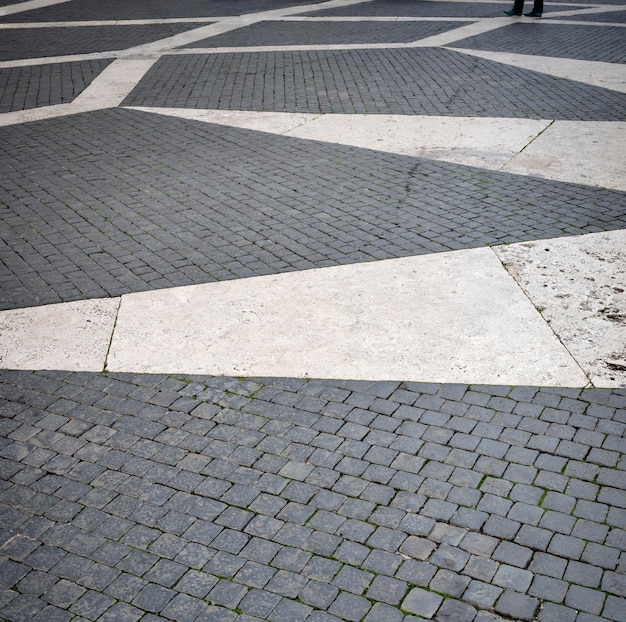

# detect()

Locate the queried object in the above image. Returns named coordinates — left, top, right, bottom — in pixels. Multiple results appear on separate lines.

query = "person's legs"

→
left=505, top=0, right=524, bottom=15
left=525, top=0, right=542, bottom=17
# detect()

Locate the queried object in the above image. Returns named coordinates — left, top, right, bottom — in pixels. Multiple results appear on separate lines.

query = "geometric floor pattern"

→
left=1, top=0, right=625, bottom=621
left=1, top=109, right=625, bottom=310
left=124, top=49, right=626, bottom=119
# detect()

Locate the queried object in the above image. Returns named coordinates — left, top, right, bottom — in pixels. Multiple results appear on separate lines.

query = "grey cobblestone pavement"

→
left=566, top=11, right=626, bottom=24
left=450, top=25, right=626, bottom=64
left=0, top=371, right=624, bottom=622
left=1, top=109, right=624, bottom=310
left=1, top=0, right=625, bottom=620
left=0, top=0, right=315, bottom=21
left=0, top=60, right=112, bottom=113
left=124, top=49, right=626, bottom=119
left=0, top=25, right=205, bottom=62
left=183, top=21, right=467, bottom=47
left=300, top=1, right=579, bottom=17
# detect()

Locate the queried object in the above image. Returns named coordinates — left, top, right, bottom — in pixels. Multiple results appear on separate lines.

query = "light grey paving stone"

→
left=265, top=569, right=307, bottom=598
left=239, top=589, right=281, bottom=618
left=332, top=565, right=374, bottom=595
left=514, top=525, right=553, bottom=551
left=430, top=544, right=470, bottom=572
left=399, top=536, right=436, bottom=560
left=463, top=580, right=503, bottom=608
left=363, top=602, right=405, bottom=622
left=436, top=598, right=478, bottom=622
left=234, top=561, right=276, bottom=589
left=530, top=552, right=568, bottom=579
left=401, top=587, right=443, bottom=619
left=176, top=569, right=218, bottom=598
left=582, top=542, right=621, bottom=569
left=268, top=597, right=313, bottom=622
left=494, top=590, right=539, bottom=621
left=328, top=591, right=371, bottom=622
left=161, top=593, right=207, bottom=622
left=603, top=595, right=626, bottom=622
left=430, top=523, right=467, bottom=546
left=365, top=575, right=408, bottom=605
left=463, top=555, right=499, bottom=582
left=528, top=574, right=568, bottom=603
left=564, top=584, right=606, bottom=615
left=207, top=579, right=248, bottom=609
left=362, top=549, right=403, bottom=576
left=492, top=542, right=533, bottom=568
left=492, top=564, right=533, bottom=592
left=548, top=534, right=586, bottom=560
left=395, top=559, right=438, bottom=586
left=564, top=560, right=603, bottom=588
left=429, top=568, right=470, bottom=598
left=602, top=570, right=626, bottom=597
left=300, top=576, right=339, bottom=610
left=482, top=515, right=521, bottom=539
left=537, top=602, right=577, bottom=622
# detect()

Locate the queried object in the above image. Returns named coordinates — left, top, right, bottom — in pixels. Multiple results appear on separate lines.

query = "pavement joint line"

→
left=71, top=56, right=161, bottom=108
left=103, top=297, right=123, bottom=375
left=488, top=245, right=595, bottom=390
left=0, top=0, right=72, bottom=17
left=514, top=119, right=556, bottom=157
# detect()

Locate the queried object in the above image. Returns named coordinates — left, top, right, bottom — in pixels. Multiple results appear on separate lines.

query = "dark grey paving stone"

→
left=0, top=60, right=112, bottom=112
left=302, top=0, right=535, bottom=18
left=124, top=48, right=626, bottom=119
left=0, top=371, right=623, bottom=621
left=0, top=0, right=318, bottom=22
left=549, top=0, right=626, bottom=3
left=448, top=23, right=626, bottom=64
left=565, top=10, right=626, bottom=23
left=185, top=20, right=467, bottom=46
left=0, top=25, right=206, bottom=61
left=2, top=108, right=625, bottom=310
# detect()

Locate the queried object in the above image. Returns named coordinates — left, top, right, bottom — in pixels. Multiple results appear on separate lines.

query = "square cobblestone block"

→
left=328, top=591, right=371, bottom=622
left=365, top=575, right=408, bottom=605
left=401, top=586, right=443, bottom=619
left=429, top=568, right=470, bottom=597
left=463, top=580, right=503, bottom=608
left=565, top=584, right=606, bottom=615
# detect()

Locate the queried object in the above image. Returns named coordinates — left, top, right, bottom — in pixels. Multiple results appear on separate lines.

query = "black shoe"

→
left=524, top=10, right=542, bottom=16
left=504, top=9, right=522, bottom=15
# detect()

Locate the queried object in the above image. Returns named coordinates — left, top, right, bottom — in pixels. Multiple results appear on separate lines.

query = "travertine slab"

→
left=0, top=298, right=119, bottom=371
left=495, top=230, right=626, bottom=388
left=107, top=248, right=588, bottom=386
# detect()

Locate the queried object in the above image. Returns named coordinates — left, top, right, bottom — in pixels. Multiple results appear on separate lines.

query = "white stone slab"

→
left=0, top=298, right=118, bottom=371
left=286, top=113, right=549, bottom=170
left=495, top=230, right=626, bottom=388
left=73, top=57, right=159, bottom=108
left=126, top=107, right=319, bottom=135
left=504, top=121, right=626, bottom=191
left=0, top=0, right=71, bottom=17
left=130, top=108, right=548, bottom=171
left=450, top=48, right=626, bottom=94
left=107, top=248, right=588, bottom=386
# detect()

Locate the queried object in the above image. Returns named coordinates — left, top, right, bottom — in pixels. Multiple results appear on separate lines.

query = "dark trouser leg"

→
left=512, top=0, right=525, bottom=12
left=533, top=0, right=544, bottom=12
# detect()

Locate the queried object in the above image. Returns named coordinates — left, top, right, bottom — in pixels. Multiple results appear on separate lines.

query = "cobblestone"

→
left=2, top=101, right=626, bottom=310
left=0, top=373, right=622, bottom=620
left=1, top=0, right=626, bottom=618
